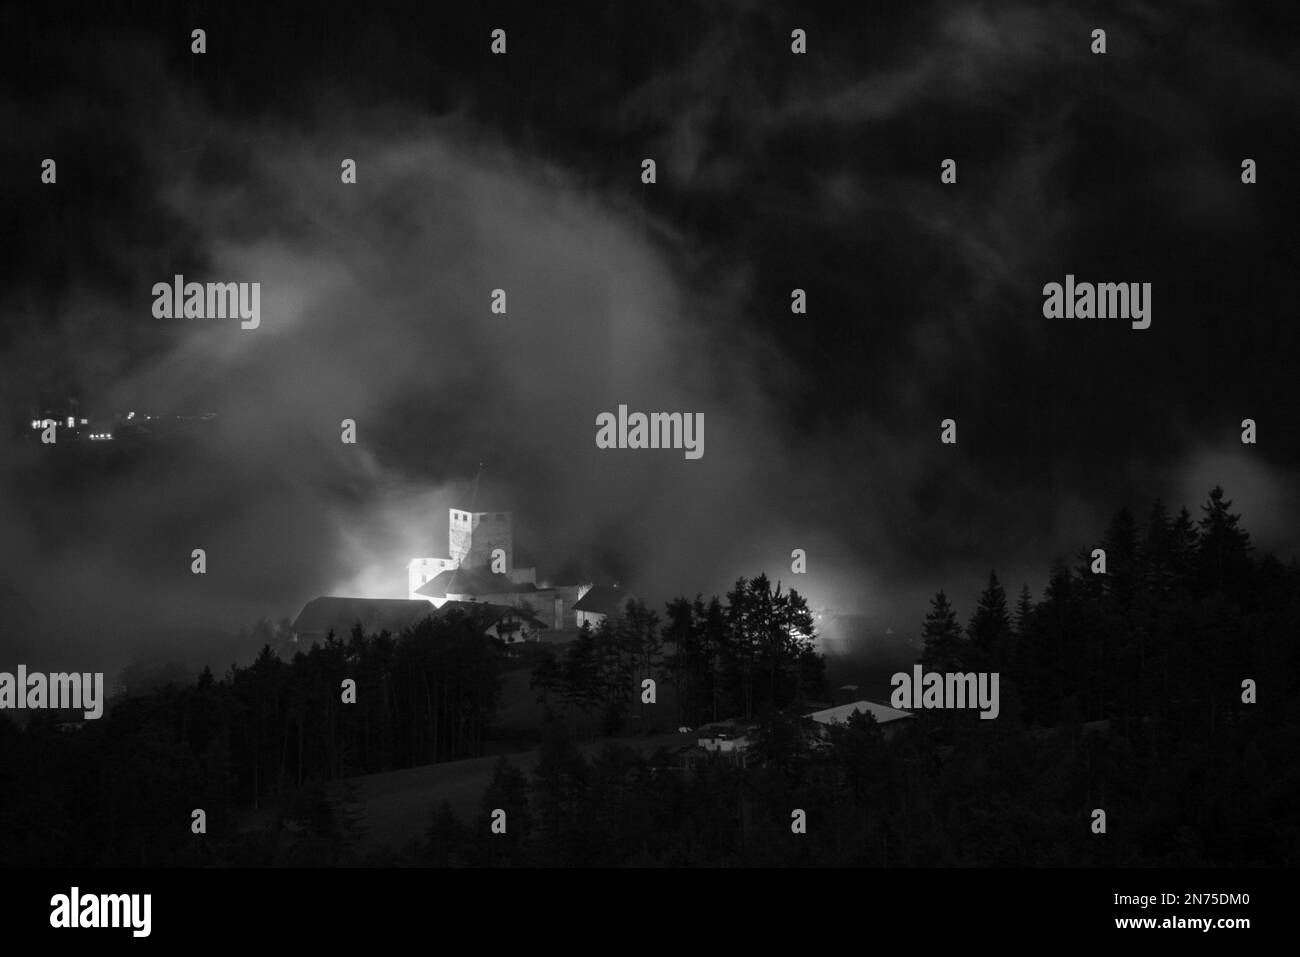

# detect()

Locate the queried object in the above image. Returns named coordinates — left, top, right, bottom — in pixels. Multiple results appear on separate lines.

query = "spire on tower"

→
left=469, top=461, right=484, bottom=511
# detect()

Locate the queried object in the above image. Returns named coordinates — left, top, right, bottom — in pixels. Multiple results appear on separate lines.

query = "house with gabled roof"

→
left=429, top=599, right=548, bottom=644
left=804, top=699, right=914, bottom=740
left=572, top=584, right=637, bottom=628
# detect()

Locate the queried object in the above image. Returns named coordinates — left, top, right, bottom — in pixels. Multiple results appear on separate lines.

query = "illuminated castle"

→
left=408, top=508, right=593, bottom=631
left=408, top=508, right=536, bottom=599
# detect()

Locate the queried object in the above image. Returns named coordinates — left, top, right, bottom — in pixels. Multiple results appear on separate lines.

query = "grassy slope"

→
left=332, top=731, right=690, bottom=859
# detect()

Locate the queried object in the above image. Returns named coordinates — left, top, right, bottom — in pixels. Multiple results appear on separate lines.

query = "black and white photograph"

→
left=1, top=0, right=1295, bottom=941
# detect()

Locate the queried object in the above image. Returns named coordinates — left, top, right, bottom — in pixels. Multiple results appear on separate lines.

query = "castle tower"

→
left=449, top=508, right=513, bottom=571
left=409, top=507, right=536, bottom=601
left=408, top=556, right=455, bottom=603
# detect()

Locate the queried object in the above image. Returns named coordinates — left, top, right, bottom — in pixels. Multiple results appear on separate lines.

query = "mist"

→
left=1, top=2, right=1297, bottom=683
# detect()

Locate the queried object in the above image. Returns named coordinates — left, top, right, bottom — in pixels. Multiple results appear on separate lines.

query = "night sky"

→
left=1, top=0, right=1297, bottom=674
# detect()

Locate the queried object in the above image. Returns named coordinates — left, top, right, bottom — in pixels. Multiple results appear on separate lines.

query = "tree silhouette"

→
left=966, top=572, right=1012, bottom=672
left=1197, top=485, right=1253, bottom=597
left=920, top=589, right=965, bottom=672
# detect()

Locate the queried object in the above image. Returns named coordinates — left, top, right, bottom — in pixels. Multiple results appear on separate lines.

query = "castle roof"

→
left=292, top=597, right=434, bottom=642
left=415, top=566, right=538, bottom=598
left=572, top=585, right=635, bottom=617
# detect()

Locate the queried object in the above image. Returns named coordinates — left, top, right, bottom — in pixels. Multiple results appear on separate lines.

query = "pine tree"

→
left=530, top=722, right=590, bottom=866
left=618, top=599, right=661, bottom=729
left=723, top=574, right=815, bottom=718
left=529, top=645, right=564, bottom=717
left=426, top=800, right=467, bottom=866
left=561, top=625, right=602, bottom=736
left=724, top=577, right=760, bottom=720
left=662, top=596, right=699, bottom=728
left=1013, top=583, right=1034, bottom=636
left=1101, top=506, right=1138, bottom=608
left=1140, top=499, right=1176, bottom=597
left=1035, top=560, right=1075, bottom=724
left=920, top=590, right=964, bottom=672
left=966, top=571, right=1012, bottom=671
left=1170, top=506, right=1199, bottom=584
left=699, top=596, right=728, bottom=723
left=1197, top=485, right=1253, bottom=594
left=595, top=615, right=631, bottom=735
left=475, top=757, right=531, bottom=865
left=1009, top=583, right=1042, bottom=721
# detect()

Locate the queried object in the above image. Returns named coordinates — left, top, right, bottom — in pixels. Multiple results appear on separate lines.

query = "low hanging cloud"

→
left=2, top=5, right=1296, bottom=678
left=0, top=84, right=849, bottom=674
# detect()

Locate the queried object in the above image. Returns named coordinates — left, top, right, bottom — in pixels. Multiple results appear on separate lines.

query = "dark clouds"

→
left=1, top=1, right=1297, bottom=672
left=0, top=58, right=822, bottom=671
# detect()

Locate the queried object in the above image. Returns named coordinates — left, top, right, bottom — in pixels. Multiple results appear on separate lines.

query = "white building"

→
left=696, top=720, right=757, bottom=753
left=408, top=507, right=595, bottom=631
left=408, top=508, right=538, bottom=601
